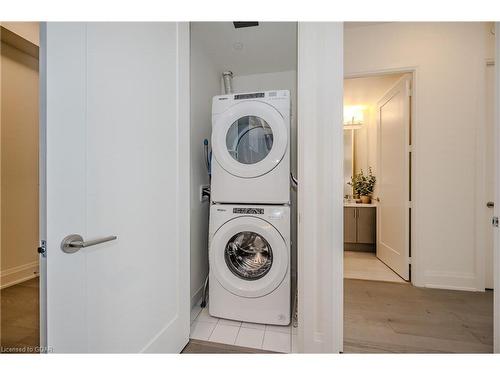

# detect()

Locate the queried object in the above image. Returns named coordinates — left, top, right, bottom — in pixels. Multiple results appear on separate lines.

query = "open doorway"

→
left=343, top=72, right=410, bottom=284
left=186, top=22, right=298, bottom=354
left=0, top=23, right=40, bottom=353
left=342, top=22, right=495, bottom=353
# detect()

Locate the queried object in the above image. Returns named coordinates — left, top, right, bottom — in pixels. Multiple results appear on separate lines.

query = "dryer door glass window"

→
left=226, top=116, right=273, bottom=164
left=224, top=231, right=273, bottom=280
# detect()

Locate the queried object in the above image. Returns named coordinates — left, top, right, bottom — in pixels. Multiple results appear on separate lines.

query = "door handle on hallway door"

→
left=61, top=234, right=118, bottom=254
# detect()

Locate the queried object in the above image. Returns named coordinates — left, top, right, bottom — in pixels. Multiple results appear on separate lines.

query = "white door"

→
left=376, top=75, right=411, bottom=281
left=40, top=22, right=190, bottom=353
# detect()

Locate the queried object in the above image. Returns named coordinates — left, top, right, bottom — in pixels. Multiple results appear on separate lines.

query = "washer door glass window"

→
left=226, top=116, right=273, bottom=165
left=224, top=231, right=273, bottom=280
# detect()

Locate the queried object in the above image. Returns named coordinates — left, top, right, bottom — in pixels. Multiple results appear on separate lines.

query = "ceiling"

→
left=191, top=22, right=297, bottom=76
left=344, top=73, right=404, bottom=107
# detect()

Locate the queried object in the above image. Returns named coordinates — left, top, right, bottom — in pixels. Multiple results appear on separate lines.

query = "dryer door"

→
left=212, top=101, right=288, bottom=178
left=210, top=216, right=288, bottom=298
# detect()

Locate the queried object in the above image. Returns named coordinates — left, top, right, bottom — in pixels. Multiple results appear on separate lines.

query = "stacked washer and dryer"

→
left=208, top=90, right=291, bottom=325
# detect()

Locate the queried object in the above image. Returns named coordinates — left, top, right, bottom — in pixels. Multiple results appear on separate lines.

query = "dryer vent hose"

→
left=222, top=71, right=233, bottom=94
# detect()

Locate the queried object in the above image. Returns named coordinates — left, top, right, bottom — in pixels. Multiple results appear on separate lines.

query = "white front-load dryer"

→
left=208, top=204, right=290, bottom=325
left=211, top=90, right=290, bottom=204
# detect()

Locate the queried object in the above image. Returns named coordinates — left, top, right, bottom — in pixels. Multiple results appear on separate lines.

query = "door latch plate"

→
left=38, top=240, right=47, bottom=257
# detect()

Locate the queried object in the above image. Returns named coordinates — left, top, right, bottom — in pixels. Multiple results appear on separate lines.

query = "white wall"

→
left=345, top=22, right=495, bottom=291
left=1, top=39, right=39, bottom=288
left=189, top=33, right=221, bottom=307
left=231, top=70, right=298, bottom=289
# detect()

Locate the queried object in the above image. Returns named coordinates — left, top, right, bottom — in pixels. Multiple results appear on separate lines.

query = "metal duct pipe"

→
left=222, top=71, right=233, bottom=94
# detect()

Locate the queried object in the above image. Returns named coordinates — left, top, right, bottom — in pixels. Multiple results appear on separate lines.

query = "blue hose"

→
left=203, top=138, right=211, bottom=178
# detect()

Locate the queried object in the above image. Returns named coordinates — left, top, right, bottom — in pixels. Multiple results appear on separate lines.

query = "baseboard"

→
left=420, top=270, right=479, bottom=292
left=344, top=244, right=376, bottom=252
left=0, top=261, right=39, bottom=289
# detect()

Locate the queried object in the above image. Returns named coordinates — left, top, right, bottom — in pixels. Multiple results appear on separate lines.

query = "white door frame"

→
left=38, top=22, right=48, bottom=349
left=494, top=22, right=500, bottom=354
left=297, top=22, right=344, bottom=353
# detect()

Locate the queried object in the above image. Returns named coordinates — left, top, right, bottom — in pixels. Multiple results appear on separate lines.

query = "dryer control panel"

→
left=234, top=92, right=265, bottom=100
left=233, top=207, right=264, bottom=214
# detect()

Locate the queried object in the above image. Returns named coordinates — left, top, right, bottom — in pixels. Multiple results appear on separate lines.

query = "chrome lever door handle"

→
left=61, top=234, right=117, bottom=253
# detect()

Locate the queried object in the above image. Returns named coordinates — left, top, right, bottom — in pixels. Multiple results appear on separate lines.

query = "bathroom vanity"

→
left=344, top=203, right=376, bottom=252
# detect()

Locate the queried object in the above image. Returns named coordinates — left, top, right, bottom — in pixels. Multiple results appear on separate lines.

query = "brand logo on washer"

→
left=233, top=208, right=264, bottom=214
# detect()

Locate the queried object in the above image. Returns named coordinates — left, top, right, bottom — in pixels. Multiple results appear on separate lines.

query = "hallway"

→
left=344, top=279, right=493, bottom=353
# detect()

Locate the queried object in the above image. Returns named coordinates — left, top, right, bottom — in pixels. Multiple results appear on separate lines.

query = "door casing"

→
left=493, top=22, right=500, bottom=354
left=297, top=22, right=344, bottom=353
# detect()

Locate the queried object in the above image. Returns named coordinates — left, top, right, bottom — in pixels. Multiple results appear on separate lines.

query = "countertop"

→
left=344, top=202, right=377, bottom=208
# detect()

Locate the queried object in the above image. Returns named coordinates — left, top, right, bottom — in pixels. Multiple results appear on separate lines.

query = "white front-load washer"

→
left=208, top=204, right=290, bottom=325
left=211, top=90, right=290, bottom=204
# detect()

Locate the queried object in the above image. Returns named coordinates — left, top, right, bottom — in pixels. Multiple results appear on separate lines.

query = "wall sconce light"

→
left=343, top=105, right=365, bottom=129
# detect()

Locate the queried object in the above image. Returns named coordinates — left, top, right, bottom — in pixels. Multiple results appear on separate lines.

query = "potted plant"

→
left=348, top=167, right=376, bottom=204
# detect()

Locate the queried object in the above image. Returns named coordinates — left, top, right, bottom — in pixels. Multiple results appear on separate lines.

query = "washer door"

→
left=210, top=216, right=288, bottom=298
left=212, top=101, right=287, bottom=178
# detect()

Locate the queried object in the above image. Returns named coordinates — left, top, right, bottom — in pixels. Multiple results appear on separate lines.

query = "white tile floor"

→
left=344, top=251, right=407, bottom=283
left=190, top=302, right=295, bottom=353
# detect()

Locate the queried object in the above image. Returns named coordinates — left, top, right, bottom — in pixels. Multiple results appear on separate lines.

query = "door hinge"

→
left=38, top=240, right=47, bottom=257
left=492, top=216, right=499, bottom=228
left=408, top=257, right=412, bottom=265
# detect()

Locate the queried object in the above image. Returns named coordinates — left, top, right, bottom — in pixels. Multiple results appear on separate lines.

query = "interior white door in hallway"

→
left=376, top=74, right=411, bottom=281
left=40, top=23, right=190, bottom=352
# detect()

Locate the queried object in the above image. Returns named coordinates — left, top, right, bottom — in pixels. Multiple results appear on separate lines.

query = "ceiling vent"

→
left=233, top=22, right=259, bottom=29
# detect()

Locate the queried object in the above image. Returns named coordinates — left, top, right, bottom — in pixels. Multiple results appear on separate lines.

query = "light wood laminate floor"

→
left=1, top=277, right=493, bottom=354
left=182, top=339, right=273, bottom=353
left=1, top=277, right=39, bottom=353
left=344, top=279, right=493, bottom=353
